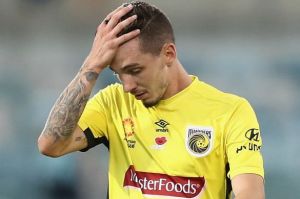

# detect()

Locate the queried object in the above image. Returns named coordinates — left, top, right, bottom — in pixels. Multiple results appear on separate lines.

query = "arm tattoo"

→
left=43, top=71, right=98, bottom=143
left=86, top=71, right=99, bottom=81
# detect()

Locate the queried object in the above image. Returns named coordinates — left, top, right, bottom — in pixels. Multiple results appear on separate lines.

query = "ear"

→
left=161, top=43, right=177, bottom=66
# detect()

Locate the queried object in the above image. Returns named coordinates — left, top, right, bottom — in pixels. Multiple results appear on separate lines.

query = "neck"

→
left=163, top=60, right=192, bottom=99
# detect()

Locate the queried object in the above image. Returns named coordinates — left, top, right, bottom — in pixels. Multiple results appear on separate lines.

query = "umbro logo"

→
left=155, top=119, right=169, bottom=128
left=155, top=119, right=169, bottom=132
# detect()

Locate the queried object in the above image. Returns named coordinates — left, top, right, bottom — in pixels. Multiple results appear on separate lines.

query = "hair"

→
left=118, top=1, right=175, bottom=56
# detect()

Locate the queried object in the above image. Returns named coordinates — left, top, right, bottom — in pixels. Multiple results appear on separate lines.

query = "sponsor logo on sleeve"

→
left=123, top=165, right=205, bottom=198
left=185, top=126, right=214, bottom=157
left=245, top=128, right=260, bottom=142
left=236, top=128, right=262, bottom=154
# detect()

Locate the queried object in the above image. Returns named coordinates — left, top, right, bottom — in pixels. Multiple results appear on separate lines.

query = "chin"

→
left=142, top=99, right=159, bottom=108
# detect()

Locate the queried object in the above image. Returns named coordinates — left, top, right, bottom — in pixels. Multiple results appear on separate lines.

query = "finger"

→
left=110, top=15, right=137, bottom=37
left=104, top=5, right=124, bottom=23
left=107, top=3, right=131, bottom=18
left=114, top=29, right=140, bottom=46
left=96, top=4, right=132, bottom=34
left=96, top=5, right=125, bottom=31
left=106, top=4, right=133, bottom=30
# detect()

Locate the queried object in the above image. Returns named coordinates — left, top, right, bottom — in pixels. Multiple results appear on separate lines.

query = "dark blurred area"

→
left=0, top=0, right=299, bottom=198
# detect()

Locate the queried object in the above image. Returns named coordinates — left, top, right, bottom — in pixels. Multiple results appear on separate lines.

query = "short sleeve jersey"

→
left=78, top=76, right=264, bottom=199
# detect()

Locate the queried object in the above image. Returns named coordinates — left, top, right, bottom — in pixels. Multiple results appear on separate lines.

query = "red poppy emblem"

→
left=155, top=137, right=167, bottom=145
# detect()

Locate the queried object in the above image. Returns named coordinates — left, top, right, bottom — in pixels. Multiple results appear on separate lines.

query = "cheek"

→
left=139, top=61, right=168, bottom=91
left=151, top=69, right=169, bottom=94
left=137, top=69, right=158, bottom=87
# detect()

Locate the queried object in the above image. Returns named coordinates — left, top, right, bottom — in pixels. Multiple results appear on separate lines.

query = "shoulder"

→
left=189, top=78, right=258, bottom=123
left=93, top=83, right=123, bottom=98
left=194, top=78, right=247, bottom=109
left=98, top=83, right=123, bottom=94
left=92, top=83, right=135, bottom=105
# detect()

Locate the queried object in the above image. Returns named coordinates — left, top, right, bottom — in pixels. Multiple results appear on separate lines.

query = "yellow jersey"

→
left=78, top=76, right=264, bottom=199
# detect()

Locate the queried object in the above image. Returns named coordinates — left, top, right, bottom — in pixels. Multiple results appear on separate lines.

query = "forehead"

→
left=110, top=38, right=143, bottom=70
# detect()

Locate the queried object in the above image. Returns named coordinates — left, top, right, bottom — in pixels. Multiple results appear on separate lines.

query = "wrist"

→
left=79, top=61, right=101, bottom=84
left=82, top=56, right=106, bottom=74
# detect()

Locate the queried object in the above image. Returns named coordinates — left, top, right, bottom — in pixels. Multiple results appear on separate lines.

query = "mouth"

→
left=134, top=92, right=147, bottom=100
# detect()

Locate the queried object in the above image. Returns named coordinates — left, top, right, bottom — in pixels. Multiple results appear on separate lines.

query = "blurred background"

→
left=0, top=0, right=299, bottom=198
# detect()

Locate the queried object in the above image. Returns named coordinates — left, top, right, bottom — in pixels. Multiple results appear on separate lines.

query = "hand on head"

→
left=84, top=4, right=140, bottom=73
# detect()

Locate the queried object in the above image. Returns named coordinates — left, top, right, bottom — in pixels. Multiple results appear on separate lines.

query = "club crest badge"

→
left=186, top=126, right=214, bottom=157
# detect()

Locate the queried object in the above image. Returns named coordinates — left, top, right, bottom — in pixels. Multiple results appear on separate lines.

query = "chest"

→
left=111, top=106, right=226, bottom=174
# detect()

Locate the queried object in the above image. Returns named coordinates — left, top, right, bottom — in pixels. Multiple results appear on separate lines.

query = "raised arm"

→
left=37, top=4, right=140, bottom=157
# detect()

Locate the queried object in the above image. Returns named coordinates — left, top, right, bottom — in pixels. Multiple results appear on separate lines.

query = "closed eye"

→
left=128, top=68, right=142, bottom=75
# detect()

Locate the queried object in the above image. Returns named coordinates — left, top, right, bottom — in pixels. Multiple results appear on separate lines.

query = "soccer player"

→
left=38, top=1, right=265, bottom=198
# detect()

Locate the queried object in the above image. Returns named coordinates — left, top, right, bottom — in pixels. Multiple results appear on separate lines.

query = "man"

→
left=38, top=1, right=264, bottom=198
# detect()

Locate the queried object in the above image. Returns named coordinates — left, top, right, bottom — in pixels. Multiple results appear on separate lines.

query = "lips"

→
left=134, top=92, right=147, bottom=100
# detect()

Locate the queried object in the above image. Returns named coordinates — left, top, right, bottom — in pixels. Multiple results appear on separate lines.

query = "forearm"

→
left=232, top=174, right=265, bottom=199
left=39, top=66, right=99, bottom=153
left=234, top=192, right=264, bottom=199
left=234, top=192, right=265, bottom=199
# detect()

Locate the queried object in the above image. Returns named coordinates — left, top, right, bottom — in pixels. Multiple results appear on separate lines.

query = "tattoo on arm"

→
left=43, top=71, right=99, bottom=143
left=86, top=71, right=99, bottom=82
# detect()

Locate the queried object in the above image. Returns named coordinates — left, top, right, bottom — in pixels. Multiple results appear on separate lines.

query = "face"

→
left=110, top=38, right=170, bottom=107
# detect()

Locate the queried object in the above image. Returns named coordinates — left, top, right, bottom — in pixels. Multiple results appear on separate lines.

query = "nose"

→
left=121, top=74, right=138, bottom=93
